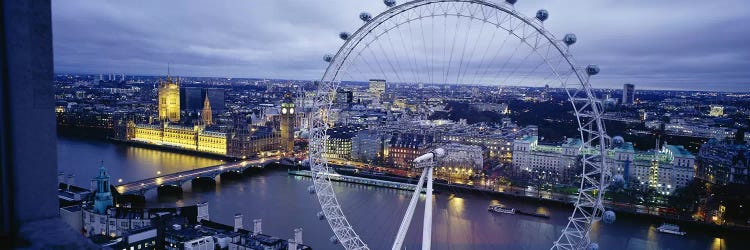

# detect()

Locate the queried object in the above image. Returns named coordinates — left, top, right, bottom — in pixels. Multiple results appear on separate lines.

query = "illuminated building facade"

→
left=512, top=136, right=581, bottom=185
left=632, top=144, right=694, bottom=195
left=123, top=121, right=280, bottom=159
left=436, top=143, right=483, bottom=180
left=127, top=122, right=227, bottom=156
left=513, top=135, right=695, bottom=194
left=368, top=79, right=386, bottom=100
left=280, top=93, right=295, bottom=154
left=325, top=125, right=367, bottom=161
left=158, top=76, right=180, bottom=122
left=709, top=105, right=724, bottom=117
left=387, top=133, right=434, bottom=169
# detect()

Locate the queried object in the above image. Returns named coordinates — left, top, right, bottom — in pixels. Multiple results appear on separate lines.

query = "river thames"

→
left=58, top=137, right=744, bottom=249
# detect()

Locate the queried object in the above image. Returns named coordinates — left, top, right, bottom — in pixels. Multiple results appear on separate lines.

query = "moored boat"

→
left=488, top=205, right=516, bottom=214
left=656, top=223, right=686, bottom=236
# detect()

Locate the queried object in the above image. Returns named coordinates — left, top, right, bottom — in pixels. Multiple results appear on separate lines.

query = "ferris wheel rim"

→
left=310, top=1, right=610, bottom=249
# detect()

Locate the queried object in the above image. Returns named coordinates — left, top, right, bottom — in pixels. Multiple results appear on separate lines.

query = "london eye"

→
left=308, top=0, right=613, bottom=249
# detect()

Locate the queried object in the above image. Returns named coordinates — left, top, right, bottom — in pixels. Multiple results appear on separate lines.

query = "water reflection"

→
left=58, top=137, right=223, bottom=187
left=711, top=237, right=725, bottom=250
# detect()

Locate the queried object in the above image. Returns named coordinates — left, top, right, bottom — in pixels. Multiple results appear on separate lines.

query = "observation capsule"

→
left=339, top=32, right=350, bottom=40
left=505, top=0, right=518, bottom=5
left=330, top=236, right=339, bottom=244
left=360, top=12, right=372, bottom=22
left=308, top=185, right=316, bottom=194
left=611, top=174, right=626, bottom=188
left=612, top=136, right=625, bottom=147
left=587, top=243, right=599, bottom=250
left=536, top=9, right=549, bottom=22
left=323, top=54, right=333, bottom=63
left=384, top=0, right=397, bottom=8
left=586, top=65, right=600, bottom=76
left=602, top=210, right=616, bottom=224
left=563, top=33, right=577, bottom=46
left=317, top=211, right=326, bottom=220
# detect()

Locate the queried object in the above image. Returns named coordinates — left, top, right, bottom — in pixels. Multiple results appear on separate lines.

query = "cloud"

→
left=52, top=0, right=750, bottom=91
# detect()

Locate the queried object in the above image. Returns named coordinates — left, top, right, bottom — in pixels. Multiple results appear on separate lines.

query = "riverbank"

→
left=320, top=166, right=750, bottom=234
left=109, top=137, right=238, bottom=161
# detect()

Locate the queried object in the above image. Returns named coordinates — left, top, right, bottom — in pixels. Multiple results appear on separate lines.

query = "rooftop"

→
left=519, top=136, right=538, bottom=143
left=665, top=144, right=693, bottom=158
left=563, top=138, right=582, bottom=147
left=615, top=142, right=635, bottom=152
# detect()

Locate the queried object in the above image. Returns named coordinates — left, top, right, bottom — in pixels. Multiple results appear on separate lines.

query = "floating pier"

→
left=288, top=170, right=418, bottom=192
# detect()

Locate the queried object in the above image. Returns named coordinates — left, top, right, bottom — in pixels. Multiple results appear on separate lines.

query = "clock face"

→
left=289, top=108, right=294, bottom=114
left=282, top=107, right=287, bottom=114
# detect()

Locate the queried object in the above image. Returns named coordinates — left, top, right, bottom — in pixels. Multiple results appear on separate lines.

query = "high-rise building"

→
left=201, top=94, right=212, bottom=126
left=369, top=79, right=386, bottom=100
left=180, top=87, right=203, bottom=111
left=180, top=87, right=225, bottom=111
left=158, top=76, right=180, bottom=122
left=622, top=83, right=635, bottom=105
left=280, top=93, right=295, bottom=154
left=203, top=88, right=226, bottom=111
left=336, top=89, right=354, bottom=104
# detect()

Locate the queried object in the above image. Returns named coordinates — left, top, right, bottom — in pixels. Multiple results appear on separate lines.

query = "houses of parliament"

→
left=117, top=74, right=296, bottom=159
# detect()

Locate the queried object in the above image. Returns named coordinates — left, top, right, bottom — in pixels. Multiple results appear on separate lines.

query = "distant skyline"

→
left=52, top=0, right=750, bottom=91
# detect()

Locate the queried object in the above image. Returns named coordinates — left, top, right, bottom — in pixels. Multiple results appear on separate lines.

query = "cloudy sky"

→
left=52, top=0, right=750, bottom=91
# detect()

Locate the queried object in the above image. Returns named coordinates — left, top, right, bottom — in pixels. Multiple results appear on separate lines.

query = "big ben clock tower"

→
left=280, top=93, right=295, bottom=154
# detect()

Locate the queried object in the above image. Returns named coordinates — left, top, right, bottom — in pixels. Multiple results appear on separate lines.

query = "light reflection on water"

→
left=712, top=237, right=726, bottom=250
left=60, top=138, right=749, bottom=250
left=58, top=137, right=224, bottom=187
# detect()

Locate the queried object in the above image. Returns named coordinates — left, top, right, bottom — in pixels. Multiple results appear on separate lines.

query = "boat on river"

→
left=657, top=223, right=686, bottom=236
left=488, top=205, right=516, bottom=214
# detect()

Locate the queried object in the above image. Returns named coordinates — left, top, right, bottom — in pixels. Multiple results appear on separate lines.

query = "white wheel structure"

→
left=308, top=0, right=612, bottom=249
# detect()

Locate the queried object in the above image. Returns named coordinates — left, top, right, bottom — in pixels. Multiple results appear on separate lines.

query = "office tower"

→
left=369, top=79, right=386, bottom=99
left=180, top=87, right=203, bottom=111
left=622, top=83, right=635, bottom=105
left=203, top=88, right=226, bottom=111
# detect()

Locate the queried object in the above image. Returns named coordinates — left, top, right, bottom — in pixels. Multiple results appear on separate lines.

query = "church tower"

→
left=158, top=69, right=180, bottom=122
left=280, top=93, right=295, bottom=154
left=201, top=93, right=213, bottom=126
left=92, top=162, right=113, bottom=214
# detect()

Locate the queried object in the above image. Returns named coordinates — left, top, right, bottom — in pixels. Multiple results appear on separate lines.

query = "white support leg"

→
left=422, top=167, right=434, bottom=250
left=391, top=167, right=428, bottom=250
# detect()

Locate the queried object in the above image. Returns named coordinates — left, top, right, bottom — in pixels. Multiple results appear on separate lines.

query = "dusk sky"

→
left=52, top=0, right=750, bottom=91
